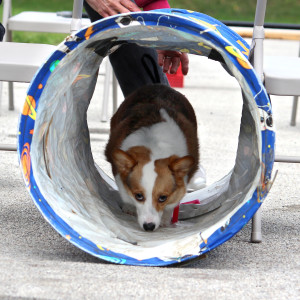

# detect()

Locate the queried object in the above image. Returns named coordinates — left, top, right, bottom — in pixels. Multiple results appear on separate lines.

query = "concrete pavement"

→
left=0, top=38, right=299, bottom=299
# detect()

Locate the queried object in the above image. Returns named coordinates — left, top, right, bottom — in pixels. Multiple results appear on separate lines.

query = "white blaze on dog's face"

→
left=113, top=147, right=194, bottom=231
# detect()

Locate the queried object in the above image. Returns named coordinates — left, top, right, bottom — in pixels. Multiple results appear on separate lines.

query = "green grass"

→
left=169, top=0, right=300, bottom=23
left=1, top=0, right=299, bottom=44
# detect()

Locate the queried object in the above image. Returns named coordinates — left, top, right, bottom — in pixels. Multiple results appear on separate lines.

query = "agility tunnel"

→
left=18, top=9, right=275, bottom=266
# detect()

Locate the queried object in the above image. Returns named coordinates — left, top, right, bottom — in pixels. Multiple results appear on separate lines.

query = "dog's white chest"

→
left=120, top=109, right=188, bottom=158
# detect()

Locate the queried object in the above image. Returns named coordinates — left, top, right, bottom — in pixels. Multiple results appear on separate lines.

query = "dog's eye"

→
left=158, top=195, right=168, bottom=203
left=135, top=193, right=144, bottom=201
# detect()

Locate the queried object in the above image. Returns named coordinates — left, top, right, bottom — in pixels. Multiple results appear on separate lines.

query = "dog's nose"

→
left=143, top=222, right=156, bottom=231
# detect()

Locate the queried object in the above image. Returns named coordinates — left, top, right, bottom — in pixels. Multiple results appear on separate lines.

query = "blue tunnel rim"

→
left=17, top=9, right=275, bottom=266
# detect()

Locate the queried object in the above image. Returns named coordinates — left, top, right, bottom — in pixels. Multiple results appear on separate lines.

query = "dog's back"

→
left=105, top=84, right=199, bottom=178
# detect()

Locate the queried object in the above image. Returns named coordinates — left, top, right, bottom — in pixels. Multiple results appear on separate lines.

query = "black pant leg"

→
left=83, top=1, right=169, bottom=97
left=109, top=43, right=169, bottom=97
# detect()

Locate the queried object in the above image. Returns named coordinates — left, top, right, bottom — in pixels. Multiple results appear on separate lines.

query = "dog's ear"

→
left=169, top=156, right=194, bottom=178
left=112, top=149, right=136, bottom=176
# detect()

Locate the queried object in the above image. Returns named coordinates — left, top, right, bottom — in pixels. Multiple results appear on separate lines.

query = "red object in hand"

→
left=166, top=63, right=184, bottom=88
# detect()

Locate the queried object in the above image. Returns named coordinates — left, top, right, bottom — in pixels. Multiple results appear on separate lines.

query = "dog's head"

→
left=113, top=146, right=194, bottom=231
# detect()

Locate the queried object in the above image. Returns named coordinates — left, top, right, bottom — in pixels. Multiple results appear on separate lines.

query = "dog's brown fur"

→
left=105, top=84, right=199, bottom=179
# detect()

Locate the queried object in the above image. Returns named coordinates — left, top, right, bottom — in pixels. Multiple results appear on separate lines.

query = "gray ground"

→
left=0, top=38, right=299, bottom=299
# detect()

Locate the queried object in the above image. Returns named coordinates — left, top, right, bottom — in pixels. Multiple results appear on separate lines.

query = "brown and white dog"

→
left=105, top=84, right=199, bottom=231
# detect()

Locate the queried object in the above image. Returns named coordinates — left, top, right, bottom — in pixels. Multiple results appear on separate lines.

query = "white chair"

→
left=1, top=0, right=117, bottom=117
left=0, top=42, right=56, bottom=82
left=0, top=0, right=114, bottom=151
left=5, top=11, right=90, bottom=35
left=264, top=53, right=299, bottom=127
left=250, top=0, right=300, bottom=243
left=1, top=0, right=89, bottom=110
left=0, top=0, right=84, bottom=150
left=0, top=42, right=56, bottom=151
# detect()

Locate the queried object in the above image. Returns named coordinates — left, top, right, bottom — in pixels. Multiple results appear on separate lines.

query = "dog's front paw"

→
left=187, top=165, right=206, bottom=192
left=122, top=203, right=136, bottom=216
left=160, top=210, right=173, bottom=227
left=160, top=219, right=172, bottom=227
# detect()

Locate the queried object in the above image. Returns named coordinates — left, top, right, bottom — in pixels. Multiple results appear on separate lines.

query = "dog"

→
left=105, top=84, right=199, bottom=231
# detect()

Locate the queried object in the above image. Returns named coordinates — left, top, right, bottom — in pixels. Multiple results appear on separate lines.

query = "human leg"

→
left=83, top=0, right=169, bottom=97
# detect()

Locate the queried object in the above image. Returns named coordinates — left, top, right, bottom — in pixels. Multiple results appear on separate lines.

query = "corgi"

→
left=105, top=84, right=199, bottom=231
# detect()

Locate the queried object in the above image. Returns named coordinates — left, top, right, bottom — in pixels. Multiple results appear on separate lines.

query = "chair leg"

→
left=100, top=59, right=112, bottom=122
left=251, top=206, right=262, bottom=243
left=0, top=144, right=17, bottom=151
left=112, top=72, right=118, bottom=114
left=8, top=82, right=14, bottom=111
left=0, top=81, right=2, bottom=115
left=290, top=96, right=298, bottom=126
left=4, top=30, right=15, bottom=111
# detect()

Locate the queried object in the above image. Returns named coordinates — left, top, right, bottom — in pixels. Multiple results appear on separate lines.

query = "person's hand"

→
left=157, top=50, right=189, bottom=75
left=86, top=0, right=141, bottom=18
